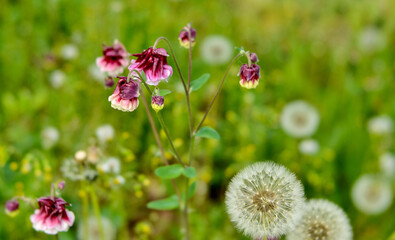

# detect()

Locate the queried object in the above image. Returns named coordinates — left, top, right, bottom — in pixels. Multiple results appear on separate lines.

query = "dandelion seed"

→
left=298, top=139, right=320, bottom=156
left=225, top=161, right=305, bottom=239
left=367, top=115, right=393, bottom=135
left=41, top=126, right=60, bottom=149
left=49, top=70, right=66, bottom=89
left=280, top=100, right=320, bottom=138
left=30, top=197, right=75, bottom=235
left=379, top=152, right=395, bottom=177
left=200, top=35, right=233, bottom=65
left=351, top=174, right=393, bottom=215
left=61, top=44, right=79, bottom=60
left=287, top=199, right=352, bottom=240
left=96, top=124, right=115, bottom=145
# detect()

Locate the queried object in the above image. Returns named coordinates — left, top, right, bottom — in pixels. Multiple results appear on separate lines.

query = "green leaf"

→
left=190, top=73, right=210, bottom=92
left=154, top=164, right=184, bottom=179
left=195, top=126, right=220, bottom=140
left=183, top=167, right=197, bottom=178
left=147, top=195, right=179, bottom=210
left=158, top=89, right=171, bottom=96
left=182, top=182, right=197, bottom=200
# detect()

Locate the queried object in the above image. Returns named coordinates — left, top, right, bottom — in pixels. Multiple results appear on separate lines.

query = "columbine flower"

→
left=108, top=77, right=140, bottom=112
left=280, top=100, right=320, bottom=138
left=298, top=139, right=320, bottom=156
left=30, top=197, right=75, bottom=235
left=351, top=174, right=393, bottom=215
left=225, top=161, right=305, bottom=239
left=98, top=157, right=121, bottom=174
left=49, top=70, right=66, bottom=89
left=128, top=47, right=173, bottom=86
left=151, top=95, right=164, bottom=112
left=41, top=126, right=60, bottom=149
left=379, top=152, right=395, bottom=177
left=367, top=115, right=394, bottom=135
left=96, top=40, right=129, bottom=76
left=178, top=24, right=197, bottom=49
left=200, top=35, right=233, bottom=65
left=96, top=124, right=115, bottom=145
left=5, top=199, right=19, bottom=216
left=238, top=63, right=260, bottom=89
left=287, top=199, right=352, bottom=240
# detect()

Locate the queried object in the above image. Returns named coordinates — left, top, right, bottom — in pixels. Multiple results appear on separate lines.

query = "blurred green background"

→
left=1, top=0, right=395, bottom=239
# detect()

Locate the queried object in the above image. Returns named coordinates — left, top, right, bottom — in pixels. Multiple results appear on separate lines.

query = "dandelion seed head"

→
left=367, top=115, right=393, bottom=135
left=200, top=35, right=233, bottom=65
left=298, top=139, right=320, bottom=156
left=225, top=161, right=305, bottom=239
left=280, top=100, right=320, bottom=138
left=379, top=152, right=395, bottom=177
left=287, top=199, right=352, bottom=240
left=351, top=174, right=393, bottom=215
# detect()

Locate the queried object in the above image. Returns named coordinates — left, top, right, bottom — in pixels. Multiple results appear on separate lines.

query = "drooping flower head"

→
left=151, top=95, right=164, bottom=112
left=225, top=161, right=305, bottom=239
left=179, top=24, right=197, bottom=49
left=238, top=63, right=260, bottom=89
left=96, top=40, right=129, bottom=76
left=280, top=100, right=320, bottom=138
left=351, top=174, right=393, bottom=215
left=128, top=47, right=173, bottom=86
left=30, top=197, right=75, bottom=235
left=108, top=77, right=140, bottom=112
left=287, top=199, right=352, bottom=240
left=5, top=199, right=19, bottom=216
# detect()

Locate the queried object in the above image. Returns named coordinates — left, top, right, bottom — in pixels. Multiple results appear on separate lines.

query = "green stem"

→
left=183, top=178, right=190, bottom=240
left=81, top=183, right=89, bottom=240
left=157, top=112, right=185, bottom=167
left=194, top=54, right=242, bottom=133
left=87, top=186, right=105, bottom=240
left=55, top=234, right=59, bottom=240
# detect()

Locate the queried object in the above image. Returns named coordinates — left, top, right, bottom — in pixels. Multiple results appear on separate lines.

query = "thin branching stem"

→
left=194, top=54, right=242, bottom=133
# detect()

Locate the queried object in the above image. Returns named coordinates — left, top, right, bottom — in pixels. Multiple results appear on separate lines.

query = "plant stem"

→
left=55, top=234, right=59, bottom=240
left=140, top=89, right=182, bottom=200
left=87, top=186, right=105, bottom=240
left=194, top=54, right=242, bottom=133
left=81, top=186, right=89, bottom=240
left=183, top=178, right=190, bottom=240
left=156, top=112, right=185, bottom=167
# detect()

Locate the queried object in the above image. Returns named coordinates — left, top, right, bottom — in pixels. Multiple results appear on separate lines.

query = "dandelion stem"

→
left=87, top=186, right=105, bottom=240
left=156, top=112, right=185, bottom=167
left=80, top=185, right=89, bottom=240
left=194, top=54, right=242, bottom=133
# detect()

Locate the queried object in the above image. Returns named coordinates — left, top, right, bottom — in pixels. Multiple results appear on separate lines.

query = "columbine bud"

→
left=238, top=63, right=260, bottom=89
left=178, top=24, right=197, bottom=49
left=249, top=52, right=259, bottom=63
left=105, top=77, right=114, bottom=88
left=57, top=181, right=65, bottom=190
left=151, top=95, right=164, bottom=112
left=5, top=199, right=19, bottom=216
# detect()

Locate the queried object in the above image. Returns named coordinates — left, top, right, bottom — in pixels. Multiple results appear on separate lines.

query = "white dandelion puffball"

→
left=367, top=115, right=394, bottom=135
left=225, top=161, right=305, bottom=239
left=280, top=100, right=320, bottom=138
left=98, top=157, right=121, bottom=174
left=379, top=152, right=395, bottom=177
left=89, top=64, right=106, bottom=82
left=96, top=124, right=115, bottom=144
left=287, top=199, right=352, bottom=240
left=298, top=139, right=320, bottom=156
left=358, top=26, right=386, bottom=53
left=61, top=43, right=79, bottom=60
left=351, top=174, right=393, bottom=215
left=49, top=70, right=66, bottom=89
left=41, top=126, right=59, bottom=149
left=200, top=35, right=233, bottom=65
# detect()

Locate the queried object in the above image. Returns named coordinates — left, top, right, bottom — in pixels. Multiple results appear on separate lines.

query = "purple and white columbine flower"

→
left=151, top=95, right=164, bottom=112
left=238, top=63, right=260, bottom=89
left=128, top=47, right=173, bottom=86
left=179, top=24, right=197, bottom=49
left=30, top=197, right=75, bottom=235
left=96, top=40, right=129, bottom=76
left=108, top=77, right=140, bottom=112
